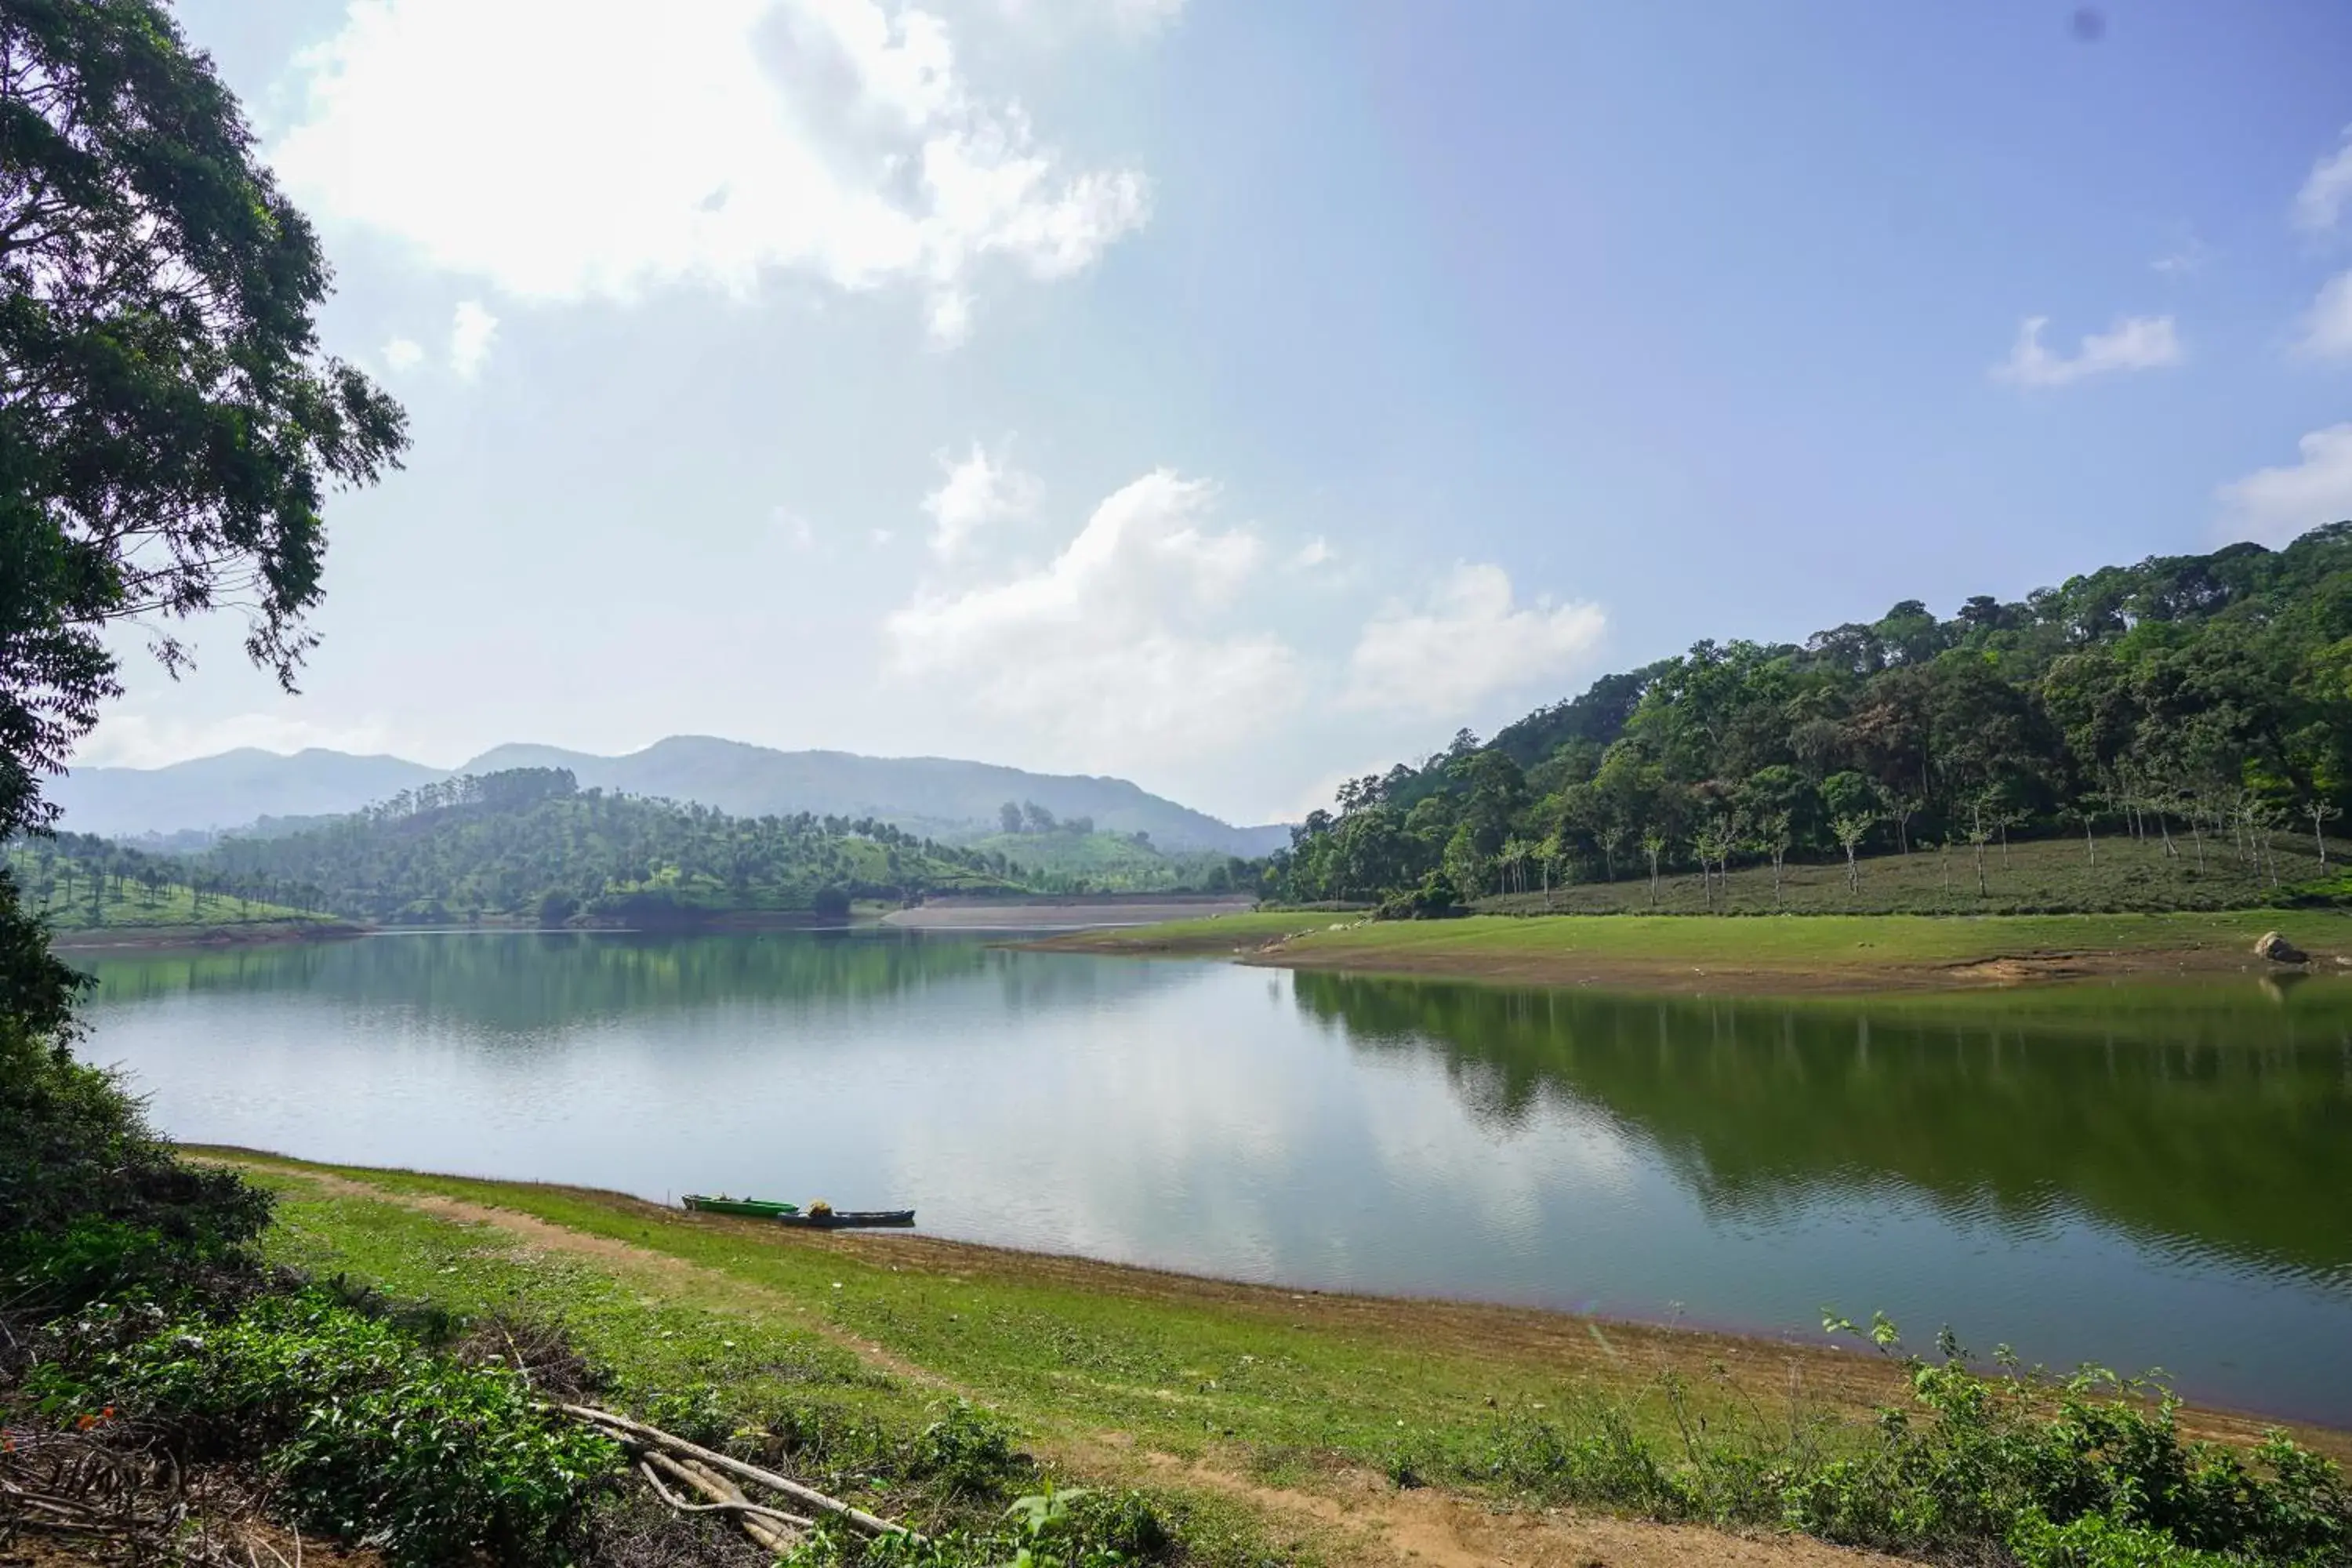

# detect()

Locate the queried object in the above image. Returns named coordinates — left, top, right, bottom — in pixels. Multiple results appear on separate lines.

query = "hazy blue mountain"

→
left=46, top=750, right=445, bottom=840
left=52, top=737, right=1290, bottom=856
left=457, top=737, right=1289, bottom=855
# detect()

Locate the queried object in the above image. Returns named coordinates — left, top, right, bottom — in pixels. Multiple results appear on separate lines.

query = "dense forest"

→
left=172, top=767, right=1022, bottom=924
left=1275, top=524, right=2352, bottom=911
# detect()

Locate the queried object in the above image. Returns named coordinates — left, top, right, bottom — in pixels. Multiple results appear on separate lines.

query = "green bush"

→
left=782, top=1484, right=1161, bottom=1566
left=0, top=993, right=271, bottom=1312
left=904, top=1399, right=1028, bottom=1501
left=32, top=1290, right=619, bottom=1566
left=2007, top=1508, right=2240, bottom=1568
left=1769, top=1319, right=2350, bottom=1565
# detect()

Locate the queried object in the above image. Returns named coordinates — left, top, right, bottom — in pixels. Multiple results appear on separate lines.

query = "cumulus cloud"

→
left=1291, top=535, right=1335, bottom=569
left=1992, top=314, right=2182, bottom=387
left=1343, top=564, right=1604, bottom=718
left=923, top=441, right=1040, bottom=557
left=380, top=336, right=424, bottom=371
left=2293, top=128, right=2352, bottom=233
left=887, top=470, right=1297, bottom=760
left=270, top=0, right=1148, bottom=339
left=2216, top=426, right=2352, bottom=546
left=2294, top=270, right=2352, bottom=360
left=448, top=300, right=498, bottom=379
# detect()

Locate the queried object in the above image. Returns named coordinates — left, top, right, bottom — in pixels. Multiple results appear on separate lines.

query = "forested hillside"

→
left=1276, top=524, right=2352, bottom=910
left=191, top=768, right=1022, bottom=924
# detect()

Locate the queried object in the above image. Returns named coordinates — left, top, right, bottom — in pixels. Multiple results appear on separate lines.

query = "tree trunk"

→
left=2083, top=817, right=2096, bottom=866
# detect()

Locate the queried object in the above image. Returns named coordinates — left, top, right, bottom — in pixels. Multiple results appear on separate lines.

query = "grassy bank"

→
left=1040, top=908, right=2352, bottom=993
left=180, top=1152, right=2349, bottom=1567
left=1479, top=833, right=2347, bottom=918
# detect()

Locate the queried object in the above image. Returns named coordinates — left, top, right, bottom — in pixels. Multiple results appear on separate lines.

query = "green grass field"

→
left=1047, top=905, right=2352, bottom=983
left=5, top=850, right=328, bottom=931
left=201, top=1153, right=2347, bottom=1566
left=1483, top=829, right=2343, bottom=917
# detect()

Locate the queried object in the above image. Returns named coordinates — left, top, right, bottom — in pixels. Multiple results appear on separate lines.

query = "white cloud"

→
left=772, top=506, right=818, bottom=550
left=72, top=713, right=398, bottom=771
left=1992, top=314, right=2182, bottom=387
left=2294, top=270, right=2352, bottom=360
left=2149, top=236, right=2210, bottom=276
left=2293, top=128, right=2352, bottom=233
left=887, top=470, right=1297, bottom=761
left=924, top=288, right=974, bottom=347
left=1292, top=535, right=1336, bottom=569
left=2216, top=425, right=2352, bottom=546
left=380, top=336, right=424, bottom=371
left=270, top=0, right=1149, bottom=340
left=922, top=441, right=1040, bottom=557
left=1343, top=564, right=1605, bottom=718
left=449, top=300, right=498, bottom=379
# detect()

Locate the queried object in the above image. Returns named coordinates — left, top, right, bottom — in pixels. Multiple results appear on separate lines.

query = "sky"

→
left=77, top=0, right=2352, bottom=825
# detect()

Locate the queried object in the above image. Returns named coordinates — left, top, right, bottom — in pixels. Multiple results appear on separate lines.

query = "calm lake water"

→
left=74, top=930, right=2352, bottom=1424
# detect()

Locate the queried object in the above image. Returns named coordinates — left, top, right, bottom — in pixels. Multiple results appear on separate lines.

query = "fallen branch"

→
left=560, top=1403, right=913, bottom=1541
left=639, top=1454, right=803, bottom=1555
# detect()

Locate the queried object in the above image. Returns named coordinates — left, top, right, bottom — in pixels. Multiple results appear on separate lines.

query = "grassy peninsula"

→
left=1041, top=907, right=2352, bottom=993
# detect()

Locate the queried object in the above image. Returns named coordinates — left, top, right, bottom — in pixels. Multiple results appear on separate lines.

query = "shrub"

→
left=33, top=1290, right=619, bottom=1566
left=905, top=1399, right=1028, bottom=1501
left=0, top=999, right=271, bottom=1314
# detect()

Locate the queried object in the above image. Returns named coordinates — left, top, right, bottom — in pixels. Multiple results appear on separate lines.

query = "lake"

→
left=74, top=929, right=2352, bottom=1425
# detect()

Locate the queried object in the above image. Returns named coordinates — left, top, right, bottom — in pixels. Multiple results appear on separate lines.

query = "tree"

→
left=2, top=0, right=404, bottom=1018
left=1831, top=813, right=1874, bottom=895
left=1640, top=827, right=1667, bottom=908
left=1022, top=801, right=1057, bottom=833
left=1751, top=811, right=1794, bottom=909
left=2309, top=799, right=2343, bottom=869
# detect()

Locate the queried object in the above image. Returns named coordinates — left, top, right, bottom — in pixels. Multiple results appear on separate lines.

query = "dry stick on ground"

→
left=561, top=1403, right=913, bottom=1541
left=637, top=1453, right=806, bottom=1555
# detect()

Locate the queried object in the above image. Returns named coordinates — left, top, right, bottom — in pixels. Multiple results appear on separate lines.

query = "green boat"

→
left=681, top=1194, right=800, bottom=1218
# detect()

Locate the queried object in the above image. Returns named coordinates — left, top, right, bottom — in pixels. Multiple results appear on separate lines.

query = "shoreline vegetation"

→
left=1034, top=908, right=2352, bottom=995
left=169, top=1152, right=2352, bottom=1564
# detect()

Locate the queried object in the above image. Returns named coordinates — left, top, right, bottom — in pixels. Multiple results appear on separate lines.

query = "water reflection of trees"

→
left=1293, top=972, right=2352, bottom=1287
left=78, top=931, right=1106, bottom=1032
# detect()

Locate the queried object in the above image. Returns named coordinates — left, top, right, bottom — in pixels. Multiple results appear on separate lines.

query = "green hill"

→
left=6, top=833, right=328, bottom=931
left=970, top=825, right=1248, bottom=893
left=1278, top=523, right=2352, bottom=915
left=189, top=767, right=1022, bottom=925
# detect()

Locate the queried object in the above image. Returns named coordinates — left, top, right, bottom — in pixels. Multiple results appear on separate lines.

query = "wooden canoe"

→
left=774, top=1209, right=916, bottom=1229
left=681, top=1194, right=800, bottom=1218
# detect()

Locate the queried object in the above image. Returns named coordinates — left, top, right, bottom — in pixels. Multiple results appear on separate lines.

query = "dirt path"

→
left=1134, top=1451, right=1911, bottom=1568
left=237, top=1161, right=956, bottom=1392
left=237, top=1162, right=1928, bottom=1567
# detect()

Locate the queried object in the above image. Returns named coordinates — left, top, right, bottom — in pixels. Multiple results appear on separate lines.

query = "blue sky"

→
left=85, top=0, right=2352, bottom=823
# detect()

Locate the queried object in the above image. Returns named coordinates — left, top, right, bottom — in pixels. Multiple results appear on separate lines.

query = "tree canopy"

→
left=1274, top=525, right=2352, bottom=910
left=0, top=0, right=405, bottom=838
left=1, top=0, right=402, bottom=1017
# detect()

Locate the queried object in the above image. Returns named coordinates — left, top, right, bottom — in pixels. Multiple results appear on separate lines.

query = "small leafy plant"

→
left=31, top=1290, right=619, bottom=1566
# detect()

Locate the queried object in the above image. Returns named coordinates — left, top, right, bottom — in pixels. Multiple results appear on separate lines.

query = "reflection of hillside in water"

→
left=80, top=930, right=1160, bottom=1035
left=1293, top=972, right=2352, bottom=1290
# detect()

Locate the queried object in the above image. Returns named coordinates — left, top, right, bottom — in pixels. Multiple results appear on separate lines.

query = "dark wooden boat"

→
left=773, top=1208, right=916, bottom=1229
left=681, top=1194, right=799, bottom=1218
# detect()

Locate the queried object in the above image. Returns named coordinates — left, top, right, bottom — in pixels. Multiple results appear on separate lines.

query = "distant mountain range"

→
left=46, top=736, right=1292, bottom=857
